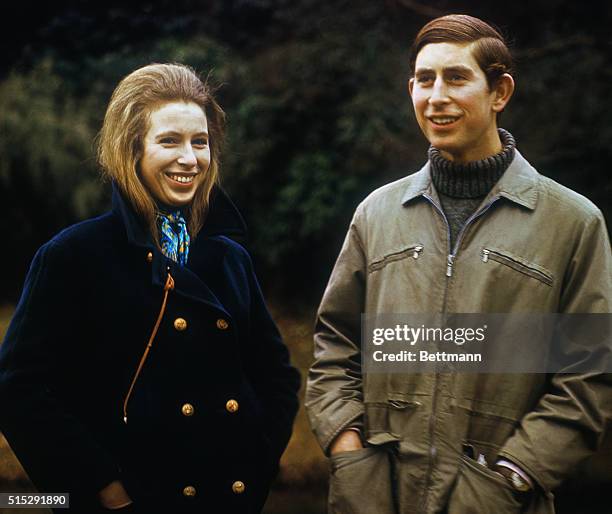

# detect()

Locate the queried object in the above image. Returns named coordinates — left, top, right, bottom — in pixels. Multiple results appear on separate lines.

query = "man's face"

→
left=409, top=41, right=505, bottom=162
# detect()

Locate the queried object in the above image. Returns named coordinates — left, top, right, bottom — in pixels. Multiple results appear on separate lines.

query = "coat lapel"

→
left=112, top=183, right=246, bottom=315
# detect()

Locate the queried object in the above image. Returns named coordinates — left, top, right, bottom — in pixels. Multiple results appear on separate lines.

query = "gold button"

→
left=232, top=481, right=245, bottom=494
left=183, top=485, right=196, bottom=497
left=174, top=318, right=187, bottom=331
left=216, top=318, right=229, bottom=330
left=226, top=399, right=239, bottom=413
left=181, top=403, right=194, bottom=417
left=146, top=252, right=153, bottom=263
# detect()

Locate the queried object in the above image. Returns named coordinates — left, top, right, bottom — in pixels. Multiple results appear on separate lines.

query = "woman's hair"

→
left=97, top=63, right=225, bottom=244
left=409, top=14, right=514, bottom=89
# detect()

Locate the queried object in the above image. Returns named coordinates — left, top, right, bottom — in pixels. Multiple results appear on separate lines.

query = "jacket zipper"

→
left=422, top=195, right=452, bottom=284
left=420, top=194, right=501, bottom=513
left=481, top=248, right=553, bottom=286
left=422, top=196, right=500, bottom=279
left=420, top=194, right=451, bottom=514
left=447, top=198, right=500, bottom=276
left=446, top=254, right=454, bottom=277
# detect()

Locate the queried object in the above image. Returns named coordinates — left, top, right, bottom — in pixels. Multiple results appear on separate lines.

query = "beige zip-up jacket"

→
left=306, top=151, right=612, bottom=514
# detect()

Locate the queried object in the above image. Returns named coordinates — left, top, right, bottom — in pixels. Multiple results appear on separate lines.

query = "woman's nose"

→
left=177, top=144, right=197, bottom=167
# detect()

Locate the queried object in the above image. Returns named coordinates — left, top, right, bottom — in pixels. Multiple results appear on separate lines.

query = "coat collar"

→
left=401, top=149, right=540, bottom=211
left=111, top=182, right=248, bottom=249
left=111, top=183, right=247, bottom=316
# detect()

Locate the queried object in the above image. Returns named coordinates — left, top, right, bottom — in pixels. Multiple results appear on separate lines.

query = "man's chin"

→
left=430, top=141, right=462, bottom=161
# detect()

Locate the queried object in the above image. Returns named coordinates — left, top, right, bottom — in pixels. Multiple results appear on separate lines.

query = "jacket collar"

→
left=111, top=183, right=246, bottom=316
left=490, top=150, right=539, bottom=210
left=400, top=163, right=432, bottom=204
left=401, top=149, right=539, bottom=210
left=111, top=182, right=248, bottom=249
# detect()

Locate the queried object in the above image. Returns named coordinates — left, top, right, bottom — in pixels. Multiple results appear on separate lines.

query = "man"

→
left=306, top=14, right=611, bottom=514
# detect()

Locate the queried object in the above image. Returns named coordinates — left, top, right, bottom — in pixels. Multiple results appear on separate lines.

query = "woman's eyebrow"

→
left=155, top=130, right=209, bottom=138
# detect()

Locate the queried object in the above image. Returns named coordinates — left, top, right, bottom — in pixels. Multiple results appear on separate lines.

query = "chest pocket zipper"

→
left=481, top=248, right=553, bottom=286
left=368, top=244, right=424, bottom=273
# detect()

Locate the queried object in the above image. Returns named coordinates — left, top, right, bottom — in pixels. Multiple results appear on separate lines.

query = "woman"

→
left=0, top=63, right=300, bottom=513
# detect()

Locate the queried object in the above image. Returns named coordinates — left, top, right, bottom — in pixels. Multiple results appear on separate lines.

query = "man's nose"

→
left=177, top=144, right=197, bottom=167
left=428, top=77, right=450, bottom=105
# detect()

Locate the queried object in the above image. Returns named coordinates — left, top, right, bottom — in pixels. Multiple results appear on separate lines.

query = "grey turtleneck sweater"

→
left=429, top=128, right=516, bottom=250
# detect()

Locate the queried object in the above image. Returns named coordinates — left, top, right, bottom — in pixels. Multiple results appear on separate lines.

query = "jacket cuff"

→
left=495, top=459, right=534, bottom=488
left=497, top=446, right=549, bottom=493
left=318, top=401, right=364, bottom=455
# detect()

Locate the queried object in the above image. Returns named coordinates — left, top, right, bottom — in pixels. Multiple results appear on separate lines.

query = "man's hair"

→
left=409, top=14, right=514, bottom=89
left=97, top=63, right=225, bottom=245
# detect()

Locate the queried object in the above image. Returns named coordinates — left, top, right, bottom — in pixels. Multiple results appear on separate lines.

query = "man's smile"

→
left=426, top=114, right=461, bottom=127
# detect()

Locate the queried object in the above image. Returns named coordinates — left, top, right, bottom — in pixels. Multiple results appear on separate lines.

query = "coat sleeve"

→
left=240, top=248, right=301, bottom=463
left=498, top=210, right=612, bottom=492
left=305, top=205, right=367, bottom=454
left=0, top=241, right=120, bottom=496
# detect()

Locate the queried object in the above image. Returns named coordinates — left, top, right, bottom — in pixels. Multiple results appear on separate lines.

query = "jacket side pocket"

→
left=448, top=454, right=556, bottom=514
left=328, top=446, right=396, bottom=514
left=448, top=454, right=523, bottom=514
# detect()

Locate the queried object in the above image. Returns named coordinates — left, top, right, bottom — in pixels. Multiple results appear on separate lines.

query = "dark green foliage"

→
left=1, top=0, right=610, bottom=302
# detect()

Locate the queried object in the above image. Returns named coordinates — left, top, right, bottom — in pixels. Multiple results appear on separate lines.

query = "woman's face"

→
left=139, top=101, right=211, bottom=208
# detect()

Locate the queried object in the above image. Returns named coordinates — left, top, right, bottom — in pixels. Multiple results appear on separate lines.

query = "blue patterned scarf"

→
left=156, top=210, right=190, bottom=266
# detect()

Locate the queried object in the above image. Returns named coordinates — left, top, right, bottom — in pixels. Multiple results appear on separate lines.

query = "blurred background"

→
left=0, top=0, right=610, bottom=512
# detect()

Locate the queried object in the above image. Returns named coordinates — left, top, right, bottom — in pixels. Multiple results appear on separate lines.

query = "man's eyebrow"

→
left=415, top=65, right=475, bottom=75
left=443, top=65, right=474, bottom=75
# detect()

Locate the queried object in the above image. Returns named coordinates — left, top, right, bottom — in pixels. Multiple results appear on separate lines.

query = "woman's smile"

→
left=139, top=101, right=210, bottom=207
left=165, top=172, right=198, bottom=185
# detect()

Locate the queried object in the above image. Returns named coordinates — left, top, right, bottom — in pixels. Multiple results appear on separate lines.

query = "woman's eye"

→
left=160, top=137, right=178, bottom=144
left=192, top=138, right=208, bottom=147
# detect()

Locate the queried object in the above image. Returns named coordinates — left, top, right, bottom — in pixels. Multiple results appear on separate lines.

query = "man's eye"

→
left=417, top=76, right=433, bottom=85
left=160, top=137, right=178, bottom=144
left=449, top=75, right=465, bottom=82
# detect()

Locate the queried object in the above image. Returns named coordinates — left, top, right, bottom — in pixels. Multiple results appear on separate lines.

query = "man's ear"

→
left=492, top=73, right=514, bottom=112
left=408, top=77, right=415, bottom=98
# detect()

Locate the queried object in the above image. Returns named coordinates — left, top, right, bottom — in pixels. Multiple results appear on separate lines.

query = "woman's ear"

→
left=492, top=73, right=515, bottom=113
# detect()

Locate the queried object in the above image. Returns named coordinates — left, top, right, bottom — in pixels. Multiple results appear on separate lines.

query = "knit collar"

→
left=429, top=128, right=516, bottom=199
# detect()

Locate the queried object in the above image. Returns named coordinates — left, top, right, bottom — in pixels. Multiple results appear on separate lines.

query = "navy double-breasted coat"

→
left=0, top=185, right=301, bottom=513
